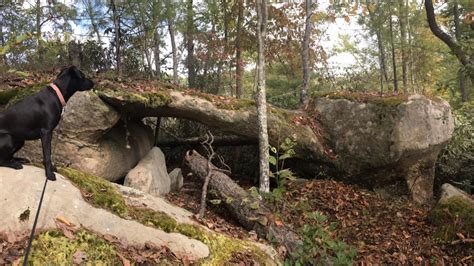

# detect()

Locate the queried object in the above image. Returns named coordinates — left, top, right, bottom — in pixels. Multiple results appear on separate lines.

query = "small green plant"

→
left=269, top=137, right=297, bottom=188
left=286, top=212, right=357, bottom=265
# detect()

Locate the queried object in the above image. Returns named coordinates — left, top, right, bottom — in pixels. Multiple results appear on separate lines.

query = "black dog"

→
left=0, top=66, right=94, bottom=180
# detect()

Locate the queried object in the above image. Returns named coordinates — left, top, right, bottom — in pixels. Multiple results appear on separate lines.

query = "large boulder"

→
left=439, top=183, right=474, bottom=205
left=0, top=165, right=209, bottom=260
left=124, top=147, right=171, bottom=196
left=17, top=91, right=154, bottom=181
left=313, top=94, right=454, bottom=203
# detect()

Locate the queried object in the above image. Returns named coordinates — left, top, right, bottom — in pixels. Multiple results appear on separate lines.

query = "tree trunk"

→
left=110, top=0, right=122, bottom=76
left=235, top=0, right=244, bottom=99
left=453, top=1, right=468, bottom=102
left=389, top=6, right=398, bottom=93
left=425, top=0, right=474, bottom=83
left=367, top=1, right=389, bottom=84
left=35, top=0, right=43, bottom=62
left=398, top=0, right=408, bottom=92
left=184, top=150, right=302, bottom=253
left=256, top=0, right=270, bottom=193
left=156, top=135, right=256, bottom=147
left=168, top=19, right=178, bottom=85
left=0, top=14, right=5, bottom=66
left=406, top=0, right=414, bottom=90
left=300, top=0, right=312, bottom=106
left=186, top=0, right=196, bottom=88
left=154, top=29, right=161, bottom=79
left=85, top=0, right=107, bottom=70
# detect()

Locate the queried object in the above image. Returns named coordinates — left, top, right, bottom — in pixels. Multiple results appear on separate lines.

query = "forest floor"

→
left=167, top=173, right=473, bottom=264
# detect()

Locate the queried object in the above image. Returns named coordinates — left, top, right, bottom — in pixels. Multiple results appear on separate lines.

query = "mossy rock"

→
left=7, top=84, right=45, bottom=106
left=428, top=196, right=474, bottom=242
left=57, top=167, right=129, bottom=218
left=58, top=167, right=272, bottom=265
left=311, top=91, right=408, bottom=107
left=25, top=230, right=118, bottom=264
left=95, top=87, right=172, bottom=108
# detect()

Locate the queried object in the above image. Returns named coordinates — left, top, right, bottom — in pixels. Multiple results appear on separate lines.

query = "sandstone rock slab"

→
left=0, top=166, right=209, bottom=260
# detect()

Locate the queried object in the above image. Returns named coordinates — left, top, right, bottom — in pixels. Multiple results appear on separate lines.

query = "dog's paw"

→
left=46, top=172, right=57, bottom=181
left=11, top=162, right=23, bottom=170
left=52, top=165, right=58, bottom=172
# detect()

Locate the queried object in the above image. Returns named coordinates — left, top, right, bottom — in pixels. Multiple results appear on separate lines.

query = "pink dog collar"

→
left=49, top=83, right=66, bottom=107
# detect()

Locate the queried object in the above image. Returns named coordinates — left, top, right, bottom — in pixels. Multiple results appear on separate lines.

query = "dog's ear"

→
left=56, top=67, right=68, bottom=78
left=68, top=66, right=84, bottom=79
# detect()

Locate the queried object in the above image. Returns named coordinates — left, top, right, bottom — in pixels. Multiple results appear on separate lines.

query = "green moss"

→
left=128, top=208, right=268, bottom=265
left=57, top=168, right=129, bottom=218
left=428, top=196, right=474, bottom=241
left=96, top=87, right=172, bottom=108
left=58, top=167, right=272, bottom=265
left=0, top=83, right=46, bottom=106
left=7, top=84, right=46, bottom=106
left=0, top=88, right=20, bottom=105
left=24, top=230, right=118, bottom=265
left=312, top=91, right=408, bottom=107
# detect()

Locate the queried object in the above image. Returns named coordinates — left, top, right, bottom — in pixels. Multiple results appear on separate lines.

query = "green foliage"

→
left=437, top=101, right=474, bottom=193
left=286, top=212, right=357, bottom=265
left=428, top=196, right=474, bottom=242
left=25, top=230, right=118, bottom=264
left=269, top=137, right=297, bottom=188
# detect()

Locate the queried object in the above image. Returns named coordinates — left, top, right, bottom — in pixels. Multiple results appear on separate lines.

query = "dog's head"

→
left=56, top=66, right=94, bottom=92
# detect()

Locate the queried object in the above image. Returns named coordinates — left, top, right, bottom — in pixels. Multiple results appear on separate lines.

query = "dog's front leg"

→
left=40, top=130, right=56, bottom=181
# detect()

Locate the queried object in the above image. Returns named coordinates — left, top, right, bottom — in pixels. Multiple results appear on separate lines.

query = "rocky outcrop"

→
left=99, top=89, right=454, bottom=203
left=17, top=91, right=154, bottom=181
left=0, top=166, right=279, bottom=264
left=124, top=147, right=171, bottom=196
left=0, top=166, right=209, bottom=260
left=439, top=183, right=474, bottom=205
left=313, top=95, right=454, bottom=203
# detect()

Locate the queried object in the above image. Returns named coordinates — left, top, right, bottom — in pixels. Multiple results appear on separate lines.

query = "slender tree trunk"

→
left=110, top=0, right=122, bottom=76
left=377, top=30, right=384, bottom=94
left=398, top=0, right=408, bottom=92
left=406, top=0, right=414, bottom=90
left=0, top=14, right=5, bottom=66
left=186, top=0, right=196, bottom=88
left=389, top=5, right=398, bottom=93
left=367, top=1, right=389, bottom=84
left=154, top=29, right=161, bottom=79
left=300, top=0, right=312, bottom=106
left=168, top=19, right=178, bottom=84
left=235, top=0, right=244, bottom=98
left=35, top=0, right=43, bottom=62
left=85, top=0, right=107, bottom=70
left=256, top=0, right=270, bottom=193
left=453, top=1, right=468, bottom=102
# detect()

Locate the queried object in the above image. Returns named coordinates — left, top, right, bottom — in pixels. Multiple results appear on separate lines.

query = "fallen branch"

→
left=198, top=131, right=216, bottom=218
left=184, top=150, right=302, bottom=254
left=451, top=238, right=474, bottom=245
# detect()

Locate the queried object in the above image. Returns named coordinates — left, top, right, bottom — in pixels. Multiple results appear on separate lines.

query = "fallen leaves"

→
left=266, top=179, right=473, bottom=264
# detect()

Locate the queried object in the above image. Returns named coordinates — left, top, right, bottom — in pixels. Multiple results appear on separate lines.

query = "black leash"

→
left=23, top=177, right=48, bottom=265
